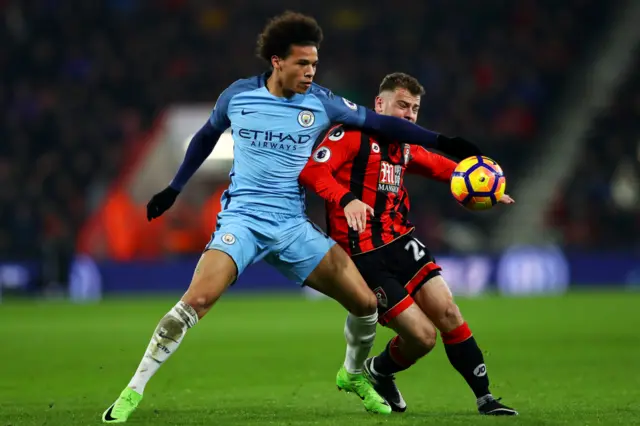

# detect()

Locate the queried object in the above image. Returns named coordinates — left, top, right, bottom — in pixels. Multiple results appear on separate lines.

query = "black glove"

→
left=146, top=186, right=180, bottom=221
left=435, top=135, right=483, bottom=160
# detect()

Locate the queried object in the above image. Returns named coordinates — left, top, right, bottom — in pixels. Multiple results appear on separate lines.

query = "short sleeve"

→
left=314, top=88, right=366, bottom=127
left=209, top=88, right=235, bottom=132
left=208, top=77, right=259, bottom=131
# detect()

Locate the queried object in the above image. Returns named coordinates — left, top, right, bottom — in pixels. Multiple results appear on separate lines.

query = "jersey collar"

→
left=260, top=70, right=312, bottom=100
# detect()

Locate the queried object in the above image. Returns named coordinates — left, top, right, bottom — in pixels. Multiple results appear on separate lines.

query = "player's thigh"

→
left=182, top=222, right=259, bottom=318
left=351, top=250, right=414, bottom=326
left=386, top=303, right=438, bottom=354
left=273, top=219, right=376, bottom=315
left=413, top=275, right=465, bottom=333
left=305, top=244, right=377, bottom=316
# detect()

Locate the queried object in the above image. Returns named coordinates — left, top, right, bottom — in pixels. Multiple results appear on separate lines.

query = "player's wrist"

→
left=339, top=192, right=358, bottom=208
left=167, top=183, right=182, bottom=194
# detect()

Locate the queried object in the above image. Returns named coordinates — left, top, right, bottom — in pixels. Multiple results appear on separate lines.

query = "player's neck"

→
left=265, top=72, right=296, bottom=99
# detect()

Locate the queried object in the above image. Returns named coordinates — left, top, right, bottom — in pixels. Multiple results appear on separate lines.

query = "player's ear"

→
left=374, top=96, right=384, bottom=114
left=271, top=55, right=283, bottom=72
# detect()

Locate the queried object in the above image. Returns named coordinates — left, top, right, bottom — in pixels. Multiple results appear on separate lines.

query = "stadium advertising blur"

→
left=2, top=246, right=640, bottom=302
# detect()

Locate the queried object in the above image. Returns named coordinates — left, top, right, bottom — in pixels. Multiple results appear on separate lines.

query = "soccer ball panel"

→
left=450, top=175, right=469, bottom=203
left=468, top=166, right=496, bottom=193
left=495, top=176, right=506, bottom=200
left=467, top=196, right=494, bottom=211
left=455, top=156, right=479, bottom=173
left=481, top=156, right=503, bottom=173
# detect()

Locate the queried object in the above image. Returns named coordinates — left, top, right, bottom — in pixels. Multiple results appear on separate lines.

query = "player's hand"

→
left=436, top=135, right=483, bottom=159
left=146, top=186, right=180, bottom=221
left=499, top=194, right=515, bottom=205
left=344, top=199, right=374, bottom=234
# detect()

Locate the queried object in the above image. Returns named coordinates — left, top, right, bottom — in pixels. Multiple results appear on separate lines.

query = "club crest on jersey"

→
left=297, top=110, right=315, bottom=128
left=371, top=142, right=380, bottom=153
left=221, top=233, right=236, bottom=245
left=328, top=127, right=345, bottom=141
left=313, top=146, right=331, bottom=163
left=378, top=161, right=403, bottom=194
left=403, top=144, right=411, bottom=165
left=373, top=286, right=388, bottom=308
left=342, top=97, right=358, bottom=111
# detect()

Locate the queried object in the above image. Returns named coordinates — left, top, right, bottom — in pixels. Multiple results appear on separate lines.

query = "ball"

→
left=450, top=156, right=506, bottom=211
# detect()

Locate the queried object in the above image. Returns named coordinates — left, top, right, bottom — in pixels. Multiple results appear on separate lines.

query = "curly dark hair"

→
left=379, top=72, right=425, bottom=96
left=256, top=11, right=323, bottom=64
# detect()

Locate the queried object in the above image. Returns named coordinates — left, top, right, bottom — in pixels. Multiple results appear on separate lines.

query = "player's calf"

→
left=415, top=276, right=517, bottom=415
left=366, top=304, right=436, bottom=412
left=103, top=300, right=199, bottom=423
left=102, top=250, right=237, bottom=423
left=131, top=250, right=236, bottom=391
left=305, top=244, right=390, bottom=414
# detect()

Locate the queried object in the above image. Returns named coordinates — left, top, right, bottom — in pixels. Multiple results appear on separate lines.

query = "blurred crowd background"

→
left=1, top=0, right=638, bottom=277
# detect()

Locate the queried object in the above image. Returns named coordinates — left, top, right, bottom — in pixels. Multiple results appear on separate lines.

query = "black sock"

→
left=444, top=335, right=490, bottom=398
left=372, top=336, right=413, bottom=377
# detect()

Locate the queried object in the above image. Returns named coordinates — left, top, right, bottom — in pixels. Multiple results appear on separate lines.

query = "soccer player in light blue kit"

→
left=102, top=12, right=482, bottom=423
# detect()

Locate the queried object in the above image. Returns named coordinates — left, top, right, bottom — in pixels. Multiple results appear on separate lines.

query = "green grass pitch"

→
left=1, top=291, right=639, bottom=425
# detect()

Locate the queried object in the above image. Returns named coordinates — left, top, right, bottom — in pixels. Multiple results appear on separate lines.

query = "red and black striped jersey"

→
left=299, top=124, right=457, bottom=255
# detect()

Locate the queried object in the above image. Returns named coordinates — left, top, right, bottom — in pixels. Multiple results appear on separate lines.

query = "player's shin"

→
left=441, top=322, right=491, bottom=401
left=343, top=312, right=378, bottom=374
left=127, top=301, right=199, bottom=394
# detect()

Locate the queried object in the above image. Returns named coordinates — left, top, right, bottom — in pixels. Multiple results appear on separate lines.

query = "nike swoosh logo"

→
left=104, top=404, right=117, bottom=422
left=157, top=331, right=178, bottom=343
left=241, top=109, right=256, bottom=115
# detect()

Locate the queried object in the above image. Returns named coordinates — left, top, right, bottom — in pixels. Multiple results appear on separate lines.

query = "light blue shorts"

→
left=206, top=209, right=336, bottom=285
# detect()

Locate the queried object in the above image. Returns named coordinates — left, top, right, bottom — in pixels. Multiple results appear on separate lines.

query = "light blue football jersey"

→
left=210, top=72, right=366, bottom=215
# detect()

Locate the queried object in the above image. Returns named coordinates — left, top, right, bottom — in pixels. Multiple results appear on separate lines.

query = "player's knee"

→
left=439, top=302, right=464, bottom=333
left=182, top=278, right=221, bottom=317
left=182, top=251, right=236, bottom=318
left=182, top=290, right=220, bottom=316
left=407, top=322, right=437, bottom=358
left=401, top=320, right=437, bottom=360
left=347, top=291, right=378, bottom=316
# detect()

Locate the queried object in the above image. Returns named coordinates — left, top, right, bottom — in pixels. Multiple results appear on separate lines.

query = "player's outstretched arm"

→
left=147, top=82, right=238, bottom=221
left=146, top=120, right=222, bottom=221
left=169, top=121, right=222, bottom=192
left=361, top=109, right=483, bottom=160
left=316, top=88, right=482, bottom=160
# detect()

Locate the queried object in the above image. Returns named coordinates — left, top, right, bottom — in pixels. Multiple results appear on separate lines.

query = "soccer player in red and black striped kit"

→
left=299, top=72, right=517, bottom=415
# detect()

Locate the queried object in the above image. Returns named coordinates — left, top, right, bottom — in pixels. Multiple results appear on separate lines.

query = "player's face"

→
left=374, top=88, right=421, bottom=123
left=274, top=45, right=318, bottom=95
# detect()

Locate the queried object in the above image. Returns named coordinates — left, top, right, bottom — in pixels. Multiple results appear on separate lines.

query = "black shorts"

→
left=351, top=232, right=442, bottom=326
